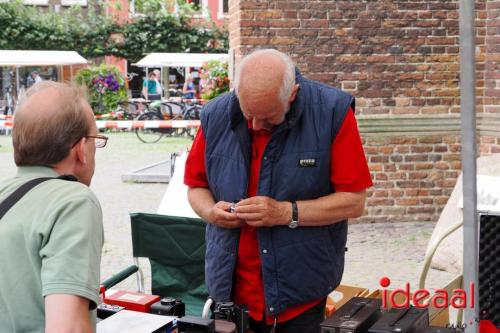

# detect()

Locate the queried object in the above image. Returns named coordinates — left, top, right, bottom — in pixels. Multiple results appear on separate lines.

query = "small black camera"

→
left=150, top=297, right=185, bottom=317
left=213, top=302, right=249, bottom=333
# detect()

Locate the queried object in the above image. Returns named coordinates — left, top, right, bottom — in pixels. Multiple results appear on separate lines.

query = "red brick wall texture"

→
left=228, top=0, right=500, bottom=223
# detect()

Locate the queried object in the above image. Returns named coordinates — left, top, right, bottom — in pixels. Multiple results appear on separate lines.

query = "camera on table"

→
left=150, top=297, right=185, bottom=317
left=213, top=301, right=249, bottom=333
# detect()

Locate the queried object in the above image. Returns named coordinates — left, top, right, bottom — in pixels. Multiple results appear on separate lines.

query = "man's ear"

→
left=289, top=84, right=300, bottom=103
left=73, top=138, right=87, bottom=165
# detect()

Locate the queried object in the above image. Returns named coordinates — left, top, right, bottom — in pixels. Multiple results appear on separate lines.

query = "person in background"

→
left=154, top=69, right=164, bottom=97
left=26, top=70, right=43, bottom=88
left=182, top=74, right=196, bottom=100
left=184, top=49, right=372, bottom=333
left=142, top=71, right=161, bottom=100
left=0, top=81, right=106, bottom=332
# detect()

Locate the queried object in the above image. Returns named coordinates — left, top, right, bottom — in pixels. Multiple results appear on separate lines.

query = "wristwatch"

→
left=288, top=201, right=299, bottom=229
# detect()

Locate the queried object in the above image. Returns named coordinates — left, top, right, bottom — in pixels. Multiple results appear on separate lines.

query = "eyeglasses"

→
left=85, top=135, right=109, bottom=148
left=72, top=135, right=109, bottom=148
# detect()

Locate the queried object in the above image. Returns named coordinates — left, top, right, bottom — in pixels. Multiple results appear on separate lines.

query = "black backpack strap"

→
left=0, top=174, right=77, bottom=220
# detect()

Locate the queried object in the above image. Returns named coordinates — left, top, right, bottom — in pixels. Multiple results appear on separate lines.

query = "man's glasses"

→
left=72, top=135, right=109, bottom=148
left=85, top=135, right=109, bottom=148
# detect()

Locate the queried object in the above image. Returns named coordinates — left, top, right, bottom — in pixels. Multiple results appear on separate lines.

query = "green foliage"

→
left=75, top=65, right=128, bottom=115
left=0, top=1, right=228, bottom=62
left=200, top=59, right=229, bottom=100
left=0, top=0, right=116, bottom=58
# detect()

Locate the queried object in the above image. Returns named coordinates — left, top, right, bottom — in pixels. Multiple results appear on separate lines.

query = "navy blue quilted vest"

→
left=200, top=70, right=354, bottom=316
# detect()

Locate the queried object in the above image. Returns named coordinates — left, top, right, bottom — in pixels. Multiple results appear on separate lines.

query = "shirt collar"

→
left=16, top=166, right=60, bottom=179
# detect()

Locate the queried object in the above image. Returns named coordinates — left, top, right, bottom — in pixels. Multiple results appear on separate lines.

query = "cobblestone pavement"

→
left=0, top=132, right=455, bottom=295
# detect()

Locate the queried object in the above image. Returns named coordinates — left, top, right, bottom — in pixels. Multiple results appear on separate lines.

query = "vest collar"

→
left=229, top=68, right=306, bottom=131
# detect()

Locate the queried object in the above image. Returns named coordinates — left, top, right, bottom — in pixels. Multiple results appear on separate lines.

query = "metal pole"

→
left=459, top=0, right=479, bottom=330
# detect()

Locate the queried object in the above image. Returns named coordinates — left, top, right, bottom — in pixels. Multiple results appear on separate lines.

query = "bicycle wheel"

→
left=135, top=112, right=164, bottom=143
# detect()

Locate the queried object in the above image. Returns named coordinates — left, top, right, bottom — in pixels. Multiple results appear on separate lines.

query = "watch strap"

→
left=292, top=201, right=298, bottom=223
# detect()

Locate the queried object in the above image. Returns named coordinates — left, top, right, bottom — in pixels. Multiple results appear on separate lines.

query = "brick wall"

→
left=228, top=0, right=500, bottom=223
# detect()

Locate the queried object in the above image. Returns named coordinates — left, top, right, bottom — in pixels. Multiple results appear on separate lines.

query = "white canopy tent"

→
left=133, top=52, right=228, bottom=68
left=0, top=50, right=88, bottom=67
left=0, top=50, right=88, bottom=103
left=133, top=52, right=229, bottom=98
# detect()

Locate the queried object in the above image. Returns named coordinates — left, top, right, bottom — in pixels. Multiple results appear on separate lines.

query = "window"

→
left=187, top=0, right=201, bottom=11
left=187, top=0, right=208, bottom=18
left=217, top=0, right=228, bottom=19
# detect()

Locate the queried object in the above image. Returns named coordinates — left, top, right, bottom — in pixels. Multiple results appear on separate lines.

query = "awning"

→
left=133, top=53, right=228, bottom=68
left=0, top=50, right=88, bottom=66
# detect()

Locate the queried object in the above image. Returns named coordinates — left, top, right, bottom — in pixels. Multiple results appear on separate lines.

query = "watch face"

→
left=288, top=220, right=299, bottom=229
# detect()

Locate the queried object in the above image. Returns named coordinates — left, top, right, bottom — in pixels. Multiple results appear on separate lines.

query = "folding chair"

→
left=130, top=212, right=208, bottom=316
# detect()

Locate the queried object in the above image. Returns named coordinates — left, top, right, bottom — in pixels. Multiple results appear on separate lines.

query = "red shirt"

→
left=185, top=109, right=372, bottom=323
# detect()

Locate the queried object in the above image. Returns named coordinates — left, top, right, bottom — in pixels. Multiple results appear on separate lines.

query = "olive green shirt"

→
left=0, top=166, right=104, bottom=332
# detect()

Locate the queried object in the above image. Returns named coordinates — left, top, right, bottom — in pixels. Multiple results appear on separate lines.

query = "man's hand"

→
left=208, top=201, right=245, bottom=229
left=235, top=196, right=290, bottom=227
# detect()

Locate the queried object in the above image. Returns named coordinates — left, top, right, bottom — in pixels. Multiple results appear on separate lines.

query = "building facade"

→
left=228, top=0, right=500, bottom=223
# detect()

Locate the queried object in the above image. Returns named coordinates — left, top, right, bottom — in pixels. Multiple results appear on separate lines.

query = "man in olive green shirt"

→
left=0, top=82, right=107, bottom=332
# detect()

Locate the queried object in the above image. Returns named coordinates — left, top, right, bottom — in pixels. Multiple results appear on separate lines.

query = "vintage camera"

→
left=150, top=297, right=185, bottom=317
left=96, top=303, right=125, bottom=319
left=213, top=302, right=249, bottom=333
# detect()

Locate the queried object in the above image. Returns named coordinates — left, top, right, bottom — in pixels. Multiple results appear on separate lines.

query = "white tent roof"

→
left=133, top=52, right=228, bottom=67
left=0, top=50, right=88, bottom=66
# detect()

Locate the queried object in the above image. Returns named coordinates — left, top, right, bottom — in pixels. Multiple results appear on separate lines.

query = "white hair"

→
left=234, top=49, right=296, bottom=106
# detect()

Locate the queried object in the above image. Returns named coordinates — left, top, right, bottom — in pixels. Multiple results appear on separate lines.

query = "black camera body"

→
left=150, top=297, right=185, bottom=317
left=213, top=301, right=249, bottom=333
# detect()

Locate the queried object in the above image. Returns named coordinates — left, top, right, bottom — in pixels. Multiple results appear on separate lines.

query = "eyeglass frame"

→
left=72, top=135, right=109, bottom=148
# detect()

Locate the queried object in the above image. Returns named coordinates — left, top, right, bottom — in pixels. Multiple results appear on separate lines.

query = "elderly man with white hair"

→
left=185, top=49, right=372, bottom=333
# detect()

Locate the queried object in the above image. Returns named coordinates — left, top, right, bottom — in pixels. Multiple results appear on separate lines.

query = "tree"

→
left=0, top=1, right=228, bottom=62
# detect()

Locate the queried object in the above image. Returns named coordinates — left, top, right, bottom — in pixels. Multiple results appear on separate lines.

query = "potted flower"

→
left=199, top=59, right=229, bottom=101
left=75, top=64, right=128, bottom=115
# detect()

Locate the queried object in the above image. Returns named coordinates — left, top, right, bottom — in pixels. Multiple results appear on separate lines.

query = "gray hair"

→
left=234, top=49, right=296, bottom=106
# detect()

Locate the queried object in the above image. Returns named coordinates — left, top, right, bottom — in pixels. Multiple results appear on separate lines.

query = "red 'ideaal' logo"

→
left=379, top=277, right=474, bottom=308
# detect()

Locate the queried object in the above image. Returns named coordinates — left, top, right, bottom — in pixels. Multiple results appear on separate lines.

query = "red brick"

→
left=420, top=198, right=434, bottom=205
left=411, top=146, right=433, bottom=153
left=367, top=198, right=395, bottom=206
left=443, top=153, right=462, bottom=161
left=405, top=154, right=429, bottom=162
left=396, top=198, right=419, bottom=206
left=390, top=189, right=404, bottom=197
left=269, top=20, right=300, bottom=28
left=302, top=19, right=329, bottom=29
left=408, top=207, right=436, bottom=214
left=373, top=190, right=389, bottom=197
left=408, top=172, right=429, bottom=180
left=384, top=164, right=397, bottom=172
left=415, top=163, right=434, bottom=170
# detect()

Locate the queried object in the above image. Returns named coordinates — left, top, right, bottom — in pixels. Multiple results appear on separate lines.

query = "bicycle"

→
left=113, top=100, right=143, bottom=120
left=134, top=99, right=202, bottom=143
left=134, top=100, right=177, bottom=143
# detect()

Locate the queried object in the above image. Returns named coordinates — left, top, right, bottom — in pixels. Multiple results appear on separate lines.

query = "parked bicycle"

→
left=134, top=99, right=202, bottom=143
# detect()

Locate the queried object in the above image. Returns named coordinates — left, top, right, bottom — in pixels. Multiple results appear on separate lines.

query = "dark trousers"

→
left=248, top=299, right=326, bottom=333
